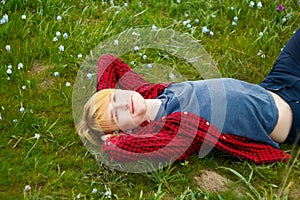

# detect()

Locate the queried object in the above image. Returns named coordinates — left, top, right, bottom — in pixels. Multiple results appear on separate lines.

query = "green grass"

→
left=1, top=0, right=300, bottom=199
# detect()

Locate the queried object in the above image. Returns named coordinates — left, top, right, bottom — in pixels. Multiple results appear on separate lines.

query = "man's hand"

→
left=101, top=134, right=114, bottom=141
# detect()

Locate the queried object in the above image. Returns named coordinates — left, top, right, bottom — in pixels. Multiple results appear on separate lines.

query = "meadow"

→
left=1, top=0, right=300, bottom=199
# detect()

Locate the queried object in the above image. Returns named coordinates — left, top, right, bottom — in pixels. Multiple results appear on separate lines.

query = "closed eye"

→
left=113, top=93, right=116, bottom=102
left=114, top=111, right=118, bottom=121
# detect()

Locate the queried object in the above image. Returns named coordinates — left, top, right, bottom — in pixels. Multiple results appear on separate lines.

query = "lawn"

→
left=0, top=0, right=300, bottom=199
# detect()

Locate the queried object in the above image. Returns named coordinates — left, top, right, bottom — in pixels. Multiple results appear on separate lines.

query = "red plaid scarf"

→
left=97, top=54, right=290, bottom=164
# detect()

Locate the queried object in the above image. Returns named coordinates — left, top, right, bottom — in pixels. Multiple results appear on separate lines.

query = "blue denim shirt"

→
left=156, top=78, right=280, bottom=148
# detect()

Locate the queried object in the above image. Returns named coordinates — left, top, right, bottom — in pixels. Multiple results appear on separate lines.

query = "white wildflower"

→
left=63, top=33, right=68, bottom=39
left=202, top=26, right=210, bottom=33
left=282, top=17, right=287, bottom=23
left=24, top=185, right=31, bottom=191
left=92, top=188, right=97, bottom=194
left=18, top=63, right=24, bottom=70
left=5, top=44, right=10, bottom=52
left=59, top=45, right=64, bottom=52
left=169, top=73, right=176, bottom=80
left=145, top=64, right=152, bottom=68
left=34, top=133, right=40, bottom=139
left=86, top=73, right=92, bottom=80
left=104, top=191, right=111, bottom=198
left=1, top=14, right=8, bottom=23
left=151, top=24, right=157, bottom=31
left=20, top=107, right=25, bottom=113
left=132, top=31, right=140, bottom=36
left=257, top=50, right=262, bottom=56
left=56, top=31, right=61, bottom=37
left=257, top=2, right=263, bottom=9
left=6, top=68, right=12, bottom=75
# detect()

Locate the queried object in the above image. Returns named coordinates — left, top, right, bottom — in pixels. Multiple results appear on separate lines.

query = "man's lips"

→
left=131, top=96, right=134, bottom=114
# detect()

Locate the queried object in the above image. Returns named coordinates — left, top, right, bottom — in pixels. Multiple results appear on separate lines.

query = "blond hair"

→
left=76, top=89, right=118, bottom=145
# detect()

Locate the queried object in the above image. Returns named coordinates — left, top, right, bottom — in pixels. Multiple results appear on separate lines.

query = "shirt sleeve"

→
left=97, top=54, right=170, bottom=98
left=102, top=113, right=200, bottom=163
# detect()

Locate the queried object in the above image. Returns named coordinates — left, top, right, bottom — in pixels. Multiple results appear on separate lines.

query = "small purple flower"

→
left=276, top=4, right=285, bottom=12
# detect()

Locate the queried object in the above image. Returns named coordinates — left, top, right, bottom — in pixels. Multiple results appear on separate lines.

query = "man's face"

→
left=106, top=89, right=147, bottom=131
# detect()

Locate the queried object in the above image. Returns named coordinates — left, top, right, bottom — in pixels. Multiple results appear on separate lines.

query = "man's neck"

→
left=144, top=99, right=163, bottom=121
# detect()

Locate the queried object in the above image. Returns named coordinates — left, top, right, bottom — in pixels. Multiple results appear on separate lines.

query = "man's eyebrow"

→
left=108, top=95, right=116, bottom=123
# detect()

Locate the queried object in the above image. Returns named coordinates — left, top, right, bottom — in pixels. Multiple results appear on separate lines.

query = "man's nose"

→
left=114, top=103, right=129, bottom=110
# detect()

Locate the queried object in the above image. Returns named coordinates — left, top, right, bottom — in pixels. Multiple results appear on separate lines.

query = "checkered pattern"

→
left=97, top=54, right=291, bottom=164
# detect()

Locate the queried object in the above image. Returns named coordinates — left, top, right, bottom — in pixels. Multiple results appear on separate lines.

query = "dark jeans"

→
left=260, top=29, right=300, bottom=144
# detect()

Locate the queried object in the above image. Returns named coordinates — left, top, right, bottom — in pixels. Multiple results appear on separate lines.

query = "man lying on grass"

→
left=77, top=29, right=300, bottom=165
